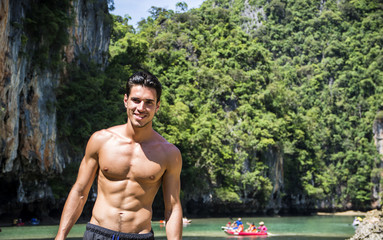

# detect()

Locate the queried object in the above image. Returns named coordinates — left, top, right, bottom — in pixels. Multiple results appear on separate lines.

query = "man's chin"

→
left=131, top=120, right=151, bottom=128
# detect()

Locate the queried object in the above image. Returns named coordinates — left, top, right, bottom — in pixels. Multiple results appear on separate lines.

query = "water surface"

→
left=0, top=216, right=356, bottom=239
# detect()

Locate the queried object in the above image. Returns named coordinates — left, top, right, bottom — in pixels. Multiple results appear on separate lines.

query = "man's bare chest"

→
left=98, top=141, right=165, bottom=182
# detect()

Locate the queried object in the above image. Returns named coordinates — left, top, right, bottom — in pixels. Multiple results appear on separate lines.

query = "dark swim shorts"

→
left=83, top=223, right=155, bottom=240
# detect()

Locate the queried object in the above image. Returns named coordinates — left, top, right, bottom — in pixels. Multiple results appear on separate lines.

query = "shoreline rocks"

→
left=349, top=209, right=383, bottom=240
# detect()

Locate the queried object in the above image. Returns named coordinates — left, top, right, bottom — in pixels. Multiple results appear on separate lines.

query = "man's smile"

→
left=134, top=112, right=147, bottom=120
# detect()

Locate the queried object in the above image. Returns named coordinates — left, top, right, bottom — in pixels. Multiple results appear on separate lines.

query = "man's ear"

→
left=156, top=101, right=160, bottom=113
left=124, top=94, right=128, bottom=108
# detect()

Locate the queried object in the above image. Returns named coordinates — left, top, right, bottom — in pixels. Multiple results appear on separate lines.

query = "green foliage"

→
left=251, top=0, right=383, bottom=209
left=215, top=187, right=242, bottom=203
left=24, top=0, right=73, bottom=69
left=110, top=15, right=135, bottom=43
left=110, top=0, right=382, bottom=210
left=376, top=111, right=383, bottom=120
left=176, top=2, right=189, bottom=12
left=56, top=55, right=126, bottom=152
left=58, top=0, right=382, bottom=211
left=128, top=0, right=283, bottom=209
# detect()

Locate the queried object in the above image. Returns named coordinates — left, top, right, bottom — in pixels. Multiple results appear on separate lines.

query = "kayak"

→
left=224, top=230, right=268, bottom=236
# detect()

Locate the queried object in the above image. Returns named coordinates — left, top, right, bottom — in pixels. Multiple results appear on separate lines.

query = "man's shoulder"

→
left=104, top=124, right=126, bottom=135
left=91, top=128, right=114, bottom=140
left=152, top=131, right=181, bottom=160
left=154, top=136, right=182, bottom=171
left=153, top=131, right=179, bottom=151
left=89, top=125, right=125, bottom=143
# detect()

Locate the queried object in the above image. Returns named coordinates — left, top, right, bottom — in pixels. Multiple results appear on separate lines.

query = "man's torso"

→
left=90, top=127, right=170, bottom=234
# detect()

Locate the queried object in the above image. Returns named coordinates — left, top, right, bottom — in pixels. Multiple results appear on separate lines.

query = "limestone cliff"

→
left=0, top=0, right=110, bottom=218
left=264, top=146, right=284, bottom=214
left=372, top=112, right=383, bottom=209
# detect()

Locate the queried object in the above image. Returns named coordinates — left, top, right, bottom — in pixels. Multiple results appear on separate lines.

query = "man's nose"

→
left=137, top=101, right=145, bottom=110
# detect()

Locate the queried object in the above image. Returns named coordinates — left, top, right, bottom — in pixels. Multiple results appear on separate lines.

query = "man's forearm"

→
left=165, top=206, right=183, bottom=240
left=55, top=189, right=88, bottom=240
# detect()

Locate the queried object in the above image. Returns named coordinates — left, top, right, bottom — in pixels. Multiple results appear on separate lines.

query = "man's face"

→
left=124, top=85, right=160, bottom=128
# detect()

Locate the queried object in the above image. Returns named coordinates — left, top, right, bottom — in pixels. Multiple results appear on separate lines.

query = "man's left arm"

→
left=162, top=147, right=183, bottom=240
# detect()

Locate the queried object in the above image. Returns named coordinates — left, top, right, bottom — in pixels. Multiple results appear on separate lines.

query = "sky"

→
left=110, top=0, right=205, bottom=27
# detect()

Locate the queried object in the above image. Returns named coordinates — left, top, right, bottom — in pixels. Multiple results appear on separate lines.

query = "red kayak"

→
left=224, top=230, right=268, bottom=236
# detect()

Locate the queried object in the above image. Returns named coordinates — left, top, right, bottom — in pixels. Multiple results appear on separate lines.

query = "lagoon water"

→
left=0, top=216, right=356, bottom=239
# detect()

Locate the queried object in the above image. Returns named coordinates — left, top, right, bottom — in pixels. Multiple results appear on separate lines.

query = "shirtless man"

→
left=55, top=72, right=183, bottom=240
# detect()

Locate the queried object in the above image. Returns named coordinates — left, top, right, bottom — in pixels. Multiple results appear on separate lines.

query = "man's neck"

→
left=125, top=121, right=153, bottom=143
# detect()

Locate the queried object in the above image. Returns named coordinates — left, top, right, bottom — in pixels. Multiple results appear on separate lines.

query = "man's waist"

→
left=85, top=223, right=154, bottom=240
left=90, top=215, right=152, bottom=233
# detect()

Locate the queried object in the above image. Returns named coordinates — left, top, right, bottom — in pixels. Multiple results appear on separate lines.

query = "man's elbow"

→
left=165, top=205, right=183, bottom=219
left=70, top=184, right=90, bottom=199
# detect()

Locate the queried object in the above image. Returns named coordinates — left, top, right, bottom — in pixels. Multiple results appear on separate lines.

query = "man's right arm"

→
left=55, top=131, right=104, bottom=240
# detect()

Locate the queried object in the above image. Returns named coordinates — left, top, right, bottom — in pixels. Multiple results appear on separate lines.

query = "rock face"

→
left=349, top=209, right=383, bottom=240
left=0, top=0, right=110, bottom=218
left=241, top=0, right=266, bottom=34
left=264, top=146, right=284, bottom=214
left=372, top=114, right=383, bottom=208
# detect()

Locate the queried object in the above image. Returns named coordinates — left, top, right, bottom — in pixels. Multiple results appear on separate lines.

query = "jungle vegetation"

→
left=57, top=0, right=383, bottom=212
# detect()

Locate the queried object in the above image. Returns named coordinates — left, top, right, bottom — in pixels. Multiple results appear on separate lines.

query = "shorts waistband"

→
left=86, top=222, right=155, bottom=240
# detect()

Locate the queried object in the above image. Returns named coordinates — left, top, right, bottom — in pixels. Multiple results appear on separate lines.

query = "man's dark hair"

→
left=126, top=71, right=162, bottom=102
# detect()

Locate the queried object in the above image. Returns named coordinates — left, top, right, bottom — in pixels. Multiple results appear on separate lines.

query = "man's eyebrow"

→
left=131, top=97, right=155, bottom=102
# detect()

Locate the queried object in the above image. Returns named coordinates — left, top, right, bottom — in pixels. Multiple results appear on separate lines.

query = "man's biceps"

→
left=80, top=156, right=98, bottom=170
left=163, top=178, right=181, bottom=197
left=76, top=159, right=98, bottom=181
left=167, top=159, right=182, bottom=175
left=163, top=169, right=181, bottom=184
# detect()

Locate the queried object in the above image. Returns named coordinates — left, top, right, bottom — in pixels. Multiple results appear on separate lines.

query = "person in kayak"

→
left=245, top=222, right=257, bottom=232
left=232, top=218, right=243, bottom=230
left=235, top=223, right=244, bottom=232
left=258, top=221, right=268, bottom=233
left=232, top=218, right=244, bottom=232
